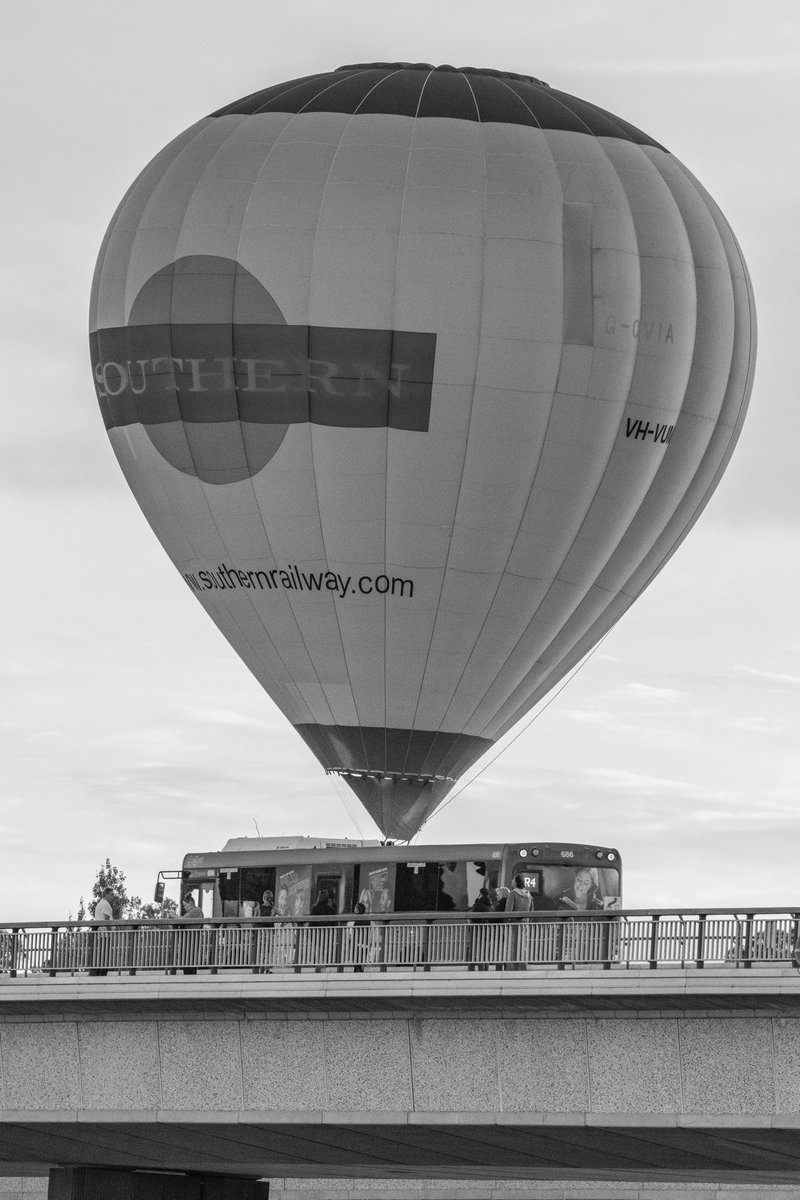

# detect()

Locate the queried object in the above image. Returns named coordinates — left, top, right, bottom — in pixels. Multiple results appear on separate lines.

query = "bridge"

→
left=0, top=909, right=799, bottom=1200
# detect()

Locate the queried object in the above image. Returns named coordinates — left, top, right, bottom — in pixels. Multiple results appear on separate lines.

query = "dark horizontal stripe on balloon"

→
left=90, top=324, right=435, bottom=433
left=293, top=723, right=492, bottom=781
left=210, top=65, right=664, bottom=149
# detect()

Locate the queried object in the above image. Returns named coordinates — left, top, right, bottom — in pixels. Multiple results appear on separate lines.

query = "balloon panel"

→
left=91, top=65, right=755, bottom=840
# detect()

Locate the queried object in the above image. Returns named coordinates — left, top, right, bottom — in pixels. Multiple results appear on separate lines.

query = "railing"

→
left=0, top=909, right=798, bottom=979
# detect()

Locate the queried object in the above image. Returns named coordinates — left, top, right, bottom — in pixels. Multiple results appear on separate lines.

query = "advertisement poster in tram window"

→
left=276, top=867, right=312, bottom=917
left=360, top=866, right=391, bottom=914
left=546, top=866, right=621, bottom=912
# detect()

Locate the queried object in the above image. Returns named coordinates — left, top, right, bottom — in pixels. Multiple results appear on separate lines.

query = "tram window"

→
left=275, top=865, right=312, bottom=917
left=395, top=861, right=487, bottom=912
left=466, top=862, right=487, bottom=908
left=437, top=864, right=460, bottom=911
left=218, top=870, right=241, bottom=917
left=536, top=866, right=620, bottom=911
left=315, top=872, right=345, bottom=913
left=395, top=863, right=440, bottom=912
left=182, top=875, right=216, bottom=917
left=355, top=864, right=393, bottom=914
left=596, top=868, right=621, bottom=908
left=439, top=861, right=488, bottom=910
left=197, top=882, right=214, bottom=918
left=240, top=868, right=275, bottom=916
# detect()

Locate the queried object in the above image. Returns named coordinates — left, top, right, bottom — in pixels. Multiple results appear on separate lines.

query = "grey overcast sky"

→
left=2, top=0, right=798, bottom=920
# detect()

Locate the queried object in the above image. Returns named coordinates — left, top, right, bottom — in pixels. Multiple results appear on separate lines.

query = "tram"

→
left=168, top=837, right=621, bottom=919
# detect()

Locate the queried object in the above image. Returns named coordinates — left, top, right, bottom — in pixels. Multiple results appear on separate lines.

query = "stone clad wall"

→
left=1, top=1011, right=800, bottom=1118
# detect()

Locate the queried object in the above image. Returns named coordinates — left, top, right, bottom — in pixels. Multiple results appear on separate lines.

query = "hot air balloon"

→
left=90, top=64, right=756, bottom=841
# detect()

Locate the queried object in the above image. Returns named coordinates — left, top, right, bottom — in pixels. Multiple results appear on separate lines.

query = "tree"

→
left=133, top=896, right=178, bottom=921
left=84, top=858, right=137, bottom=919
left=81, top=859, right=177, bottom=920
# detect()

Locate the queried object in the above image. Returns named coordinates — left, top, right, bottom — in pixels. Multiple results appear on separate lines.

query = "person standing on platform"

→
left=89, top=888, right=115, bottom=976
left=182, top=894, right=203, bottom=919
left=181, top=892, right=203, bottom=975
left=346, top=901, right=368, bottom=972
left=504, top=875, right=533, bottom=970
left=94, top=888, right=114, bottom=922
left=468, top=888, right=495, bottom=970
left=505, top=876, right=533, bottom=913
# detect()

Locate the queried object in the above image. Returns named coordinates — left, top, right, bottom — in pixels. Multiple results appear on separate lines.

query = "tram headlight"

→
left=607, top=852, right=616, bottom=861
left=531, top=848, right=540, bottom=857
left=518, top=848, right=528, bottom=857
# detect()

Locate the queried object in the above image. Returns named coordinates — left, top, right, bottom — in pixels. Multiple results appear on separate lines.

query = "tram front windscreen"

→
left=512, top=863, right=621, bottom=911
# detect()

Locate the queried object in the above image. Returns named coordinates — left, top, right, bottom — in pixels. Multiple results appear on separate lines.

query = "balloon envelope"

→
left=91, top=64, right=756, bottom=840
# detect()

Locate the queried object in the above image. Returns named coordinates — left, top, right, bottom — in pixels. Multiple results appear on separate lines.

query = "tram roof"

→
left=183, top=840, right=620, bottom=870
left=221, top=836, right=382, bottom=852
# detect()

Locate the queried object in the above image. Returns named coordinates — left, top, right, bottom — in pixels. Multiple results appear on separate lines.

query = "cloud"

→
left=727, top=715, right=787, bottom=735
left=561, top=683, right=686, bottom=732
left=734, top=666, right=800, bottom=688
left=559, top=681, right=687, bottom=744
left=576, top=56, right=800, bottom=76
left=0, top=659, right=49, bottom=682
left=580, top=766, right=714, bottom=798
left=562, top=708, right=639, bottom=733
left=184, top=706, right=264, bottom=729
left=616, top=683, right=684, bottom=703
left=99, top=726, right=193, bottom=754
left=579, top=767, right=800, bottom=822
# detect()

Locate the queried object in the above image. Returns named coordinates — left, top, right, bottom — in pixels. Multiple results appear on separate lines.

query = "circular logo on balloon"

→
left=91, top=255, right=436, bottom=485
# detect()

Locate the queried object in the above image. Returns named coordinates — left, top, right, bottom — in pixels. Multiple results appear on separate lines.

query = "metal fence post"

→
left=10, top=928, right=20, bottom=978
left=743, top=913, right=754, bottom=969
left=648, top=914, right=660, bottom=970
left=127, top=924, right=137, bottom=975
left=696, top=913, right=705, bottom=969
left=49, top=926, right=60, bottom=977
left=557, top=920, right=566, bottom=971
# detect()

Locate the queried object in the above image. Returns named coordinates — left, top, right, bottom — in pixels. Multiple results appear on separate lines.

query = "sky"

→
left=2, top=0, right=799, bottom=922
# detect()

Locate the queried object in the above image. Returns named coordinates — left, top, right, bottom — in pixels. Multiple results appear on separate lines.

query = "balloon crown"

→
left=336, top=63, right=550, bottom=87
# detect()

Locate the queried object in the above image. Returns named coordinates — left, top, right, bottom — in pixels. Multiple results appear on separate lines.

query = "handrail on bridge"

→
left=0, top=908, right=798, bottom=979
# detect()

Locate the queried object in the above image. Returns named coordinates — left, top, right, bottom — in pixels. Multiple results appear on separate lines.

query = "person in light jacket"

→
left=504, top=875, right=532, bottom=969
left=505, top=876, right=533, bottom=912
left=180, top=892, right=204, bottom=975
left=89, top=888, right=115, bottom=976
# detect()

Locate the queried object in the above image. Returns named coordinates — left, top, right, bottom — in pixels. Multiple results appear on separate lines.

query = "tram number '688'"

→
left=560, top=851, right=574, bottom=859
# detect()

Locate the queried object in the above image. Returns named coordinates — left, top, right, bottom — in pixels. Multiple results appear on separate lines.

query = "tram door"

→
left=315, top=872, right=345, bottom=913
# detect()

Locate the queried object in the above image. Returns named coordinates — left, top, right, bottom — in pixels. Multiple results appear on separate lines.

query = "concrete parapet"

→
left=0, top=968, right=798, bottom=1185
left=5, top=1179, right=800, bottom=1200
left=270, top=1182, right=800, bottom=1199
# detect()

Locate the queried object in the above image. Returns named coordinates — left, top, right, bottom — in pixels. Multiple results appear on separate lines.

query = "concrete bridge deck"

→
left=1, top=967, right=799, bottom=1193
